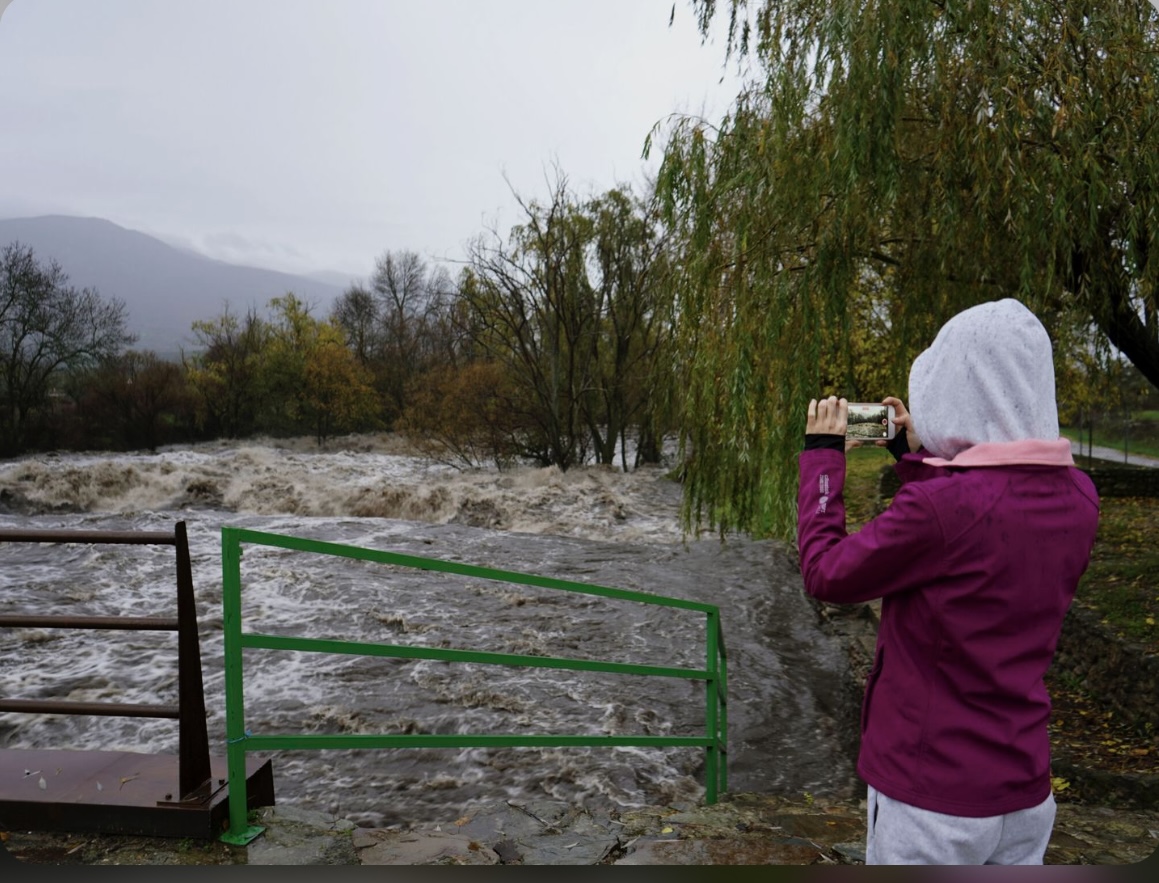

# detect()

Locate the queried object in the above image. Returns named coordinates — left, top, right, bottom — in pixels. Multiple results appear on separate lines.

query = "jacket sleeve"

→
left=797, top=448, right=945, bottom=605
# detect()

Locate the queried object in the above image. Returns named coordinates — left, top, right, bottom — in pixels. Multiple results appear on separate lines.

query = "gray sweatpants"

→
left=865, top=785, right=1057, bottom=865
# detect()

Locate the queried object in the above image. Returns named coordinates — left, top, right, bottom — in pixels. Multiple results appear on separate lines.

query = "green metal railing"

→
left=219, top=527, right=728, bottom=845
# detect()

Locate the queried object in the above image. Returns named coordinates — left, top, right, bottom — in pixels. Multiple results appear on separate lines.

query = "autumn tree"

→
left=260, top=294, right=316, bottom=434
left=225, top=293, right=377, bottom=442
left=458, top=171, right=603, bottom=469
left=373, top=252, right=455, bottom=418
left=652, top=0, right=1159, bottom=540
left=399, top=359, right=524, bottom=469
left=446, top=169, right=679, bottom=470
left=183, top=306, right=269, bottom=438
left=72, top=350, right=193, bottom=451
left=330, top=283, right=377, bottom=364
left=0, top=242, right=133, bottom=454
left=330, top=251, right=456, bottom=427
left=583, top=188, right=676, bottom=468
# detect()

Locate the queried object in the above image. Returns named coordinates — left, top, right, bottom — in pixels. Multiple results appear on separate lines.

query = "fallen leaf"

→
left=660, top=826, right=674, bottom=834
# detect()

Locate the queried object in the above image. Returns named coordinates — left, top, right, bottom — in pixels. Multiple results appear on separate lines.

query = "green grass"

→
left=1076, top=496, right=1159, bottom=644
left=1061, top=422, right=1159, bottom=460
left=843, top=445, right=894, bottom=529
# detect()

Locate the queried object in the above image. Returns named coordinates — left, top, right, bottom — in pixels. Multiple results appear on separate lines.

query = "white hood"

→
left=908, top=299, right=1060, bottom=461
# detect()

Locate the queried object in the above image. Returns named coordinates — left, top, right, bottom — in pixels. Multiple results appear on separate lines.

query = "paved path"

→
left=1069, top=440, right=1159, bottom=469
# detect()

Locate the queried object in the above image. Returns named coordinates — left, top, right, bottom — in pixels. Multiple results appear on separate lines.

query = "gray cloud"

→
left=0, top=0, right=741, bottom=281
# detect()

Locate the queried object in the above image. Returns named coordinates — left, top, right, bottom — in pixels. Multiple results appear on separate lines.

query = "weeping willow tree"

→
left=650, top=0, right=1159, bottom=541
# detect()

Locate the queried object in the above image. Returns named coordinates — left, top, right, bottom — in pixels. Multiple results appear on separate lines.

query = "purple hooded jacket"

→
left=797, top=300, right=1099, bottom=817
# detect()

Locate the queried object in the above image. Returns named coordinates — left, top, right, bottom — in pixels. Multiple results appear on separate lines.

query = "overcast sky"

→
left=0, top=0, right=746, bottom=282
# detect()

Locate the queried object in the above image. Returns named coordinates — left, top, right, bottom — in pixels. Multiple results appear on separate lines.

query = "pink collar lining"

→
left=921, top=438, right=1075, bottom=468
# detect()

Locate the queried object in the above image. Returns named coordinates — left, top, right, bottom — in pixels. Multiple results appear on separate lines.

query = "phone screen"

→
left=846, top=403, right=895, bottom=440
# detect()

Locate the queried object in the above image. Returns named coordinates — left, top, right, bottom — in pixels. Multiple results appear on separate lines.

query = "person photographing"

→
left=797, top=298, right=1099, bottom=865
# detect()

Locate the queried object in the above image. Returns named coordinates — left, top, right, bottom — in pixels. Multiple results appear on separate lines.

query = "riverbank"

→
left=4, top=790, right=1157, bottom=866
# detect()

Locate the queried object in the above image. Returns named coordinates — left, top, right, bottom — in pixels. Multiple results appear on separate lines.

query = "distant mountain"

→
left=0, top=215, right=346, bottom=358
left=304, top=269, right=366, bottom=288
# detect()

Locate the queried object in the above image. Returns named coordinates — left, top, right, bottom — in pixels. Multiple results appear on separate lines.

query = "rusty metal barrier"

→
left=0, top=522, right=273, bottom=839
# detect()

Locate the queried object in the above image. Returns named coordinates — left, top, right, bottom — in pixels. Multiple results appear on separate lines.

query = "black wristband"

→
left=886, top=428, right=910, bottom=461
left=804, top=433, right=845, bottom=452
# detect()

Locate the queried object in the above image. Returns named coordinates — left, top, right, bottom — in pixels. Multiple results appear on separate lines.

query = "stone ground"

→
left=3, top=791, right=1158, bottom=867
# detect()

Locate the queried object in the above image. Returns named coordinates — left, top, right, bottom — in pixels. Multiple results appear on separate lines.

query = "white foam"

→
left=0, top=435, right=685, bottom=542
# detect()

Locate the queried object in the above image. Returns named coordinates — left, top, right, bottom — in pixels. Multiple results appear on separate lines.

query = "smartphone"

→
left=846, top=402, right=897, bottom=441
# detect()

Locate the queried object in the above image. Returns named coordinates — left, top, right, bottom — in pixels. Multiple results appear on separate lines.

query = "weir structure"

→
left=0, top=522, right=273, bottom=839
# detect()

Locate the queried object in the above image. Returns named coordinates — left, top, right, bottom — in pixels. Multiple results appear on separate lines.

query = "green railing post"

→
left=704, top=610, right=720, bottom=804
left=220, top=528, right=264, bottom=846
left=719, top=645, right=729, bottom=795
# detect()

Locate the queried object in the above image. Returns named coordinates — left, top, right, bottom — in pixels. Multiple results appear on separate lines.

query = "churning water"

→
left=0, top=435, right=859, bottom=827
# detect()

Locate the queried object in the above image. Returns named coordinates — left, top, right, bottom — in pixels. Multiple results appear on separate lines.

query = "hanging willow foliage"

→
left=649, top=0, right=1159, bottom=541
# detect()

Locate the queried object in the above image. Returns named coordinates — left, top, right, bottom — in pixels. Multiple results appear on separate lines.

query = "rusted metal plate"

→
left=0, top=699, right=181, bottom=718
left=0, top=749, right=274, bottom=840
left=0, top=614, right=180, bottom=630
left=0, top=529, right=177, bottom=545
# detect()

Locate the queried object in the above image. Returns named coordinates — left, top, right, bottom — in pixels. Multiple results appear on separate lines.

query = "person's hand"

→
left=881, top=396, right=922, bottom=453
left=807, top=395, right=848, bottom=437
